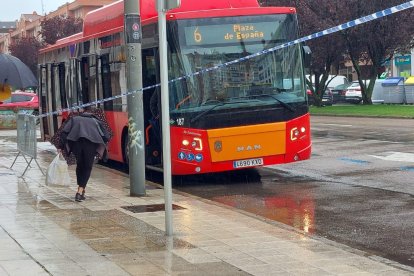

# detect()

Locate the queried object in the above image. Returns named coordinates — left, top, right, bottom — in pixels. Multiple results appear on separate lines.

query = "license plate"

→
left=233, top=158, right=263, bottom=168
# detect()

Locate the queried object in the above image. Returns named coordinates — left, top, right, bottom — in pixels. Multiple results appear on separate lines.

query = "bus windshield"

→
left=167, top=14, right=306, bottom=114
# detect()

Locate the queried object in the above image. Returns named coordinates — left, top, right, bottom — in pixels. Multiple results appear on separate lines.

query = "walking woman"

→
left=51, top=107, right=112, bottom=202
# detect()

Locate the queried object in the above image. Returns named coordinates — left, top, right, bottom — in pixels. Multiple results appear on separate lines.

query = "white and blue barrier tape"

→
left=24, top=0, right=414, bottom=119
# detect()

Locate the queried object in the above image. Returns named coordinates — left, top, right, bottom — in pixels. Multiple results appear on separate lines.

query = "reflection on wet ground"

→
left=0, top=171, right=250, bottom=275
left=212, top=193, right=315, bottom=234
left=1, top=128, right=413, bottom=274
left=15, top=176, right=197, bottom=254
left=0, top=141, right=250, bottom=275
left=174, top=168, right=414, bottom=268
left=175, top=171, right=317, bottom=234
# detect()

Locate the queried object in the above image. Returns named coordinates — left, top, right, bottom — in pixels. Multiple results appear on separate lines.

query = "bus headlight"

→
left=290, top=127, right=299, bottom=141
left=193, top=138, right=203, bottom=151
left=291, top=126, right=306, bottom=141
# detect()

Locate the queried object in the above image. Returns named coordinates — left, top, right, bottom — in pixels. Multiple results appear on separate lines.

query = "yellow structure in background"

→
left=405, top=76, right=414, bottom=85
left=0, top=83, right=12, bottom=101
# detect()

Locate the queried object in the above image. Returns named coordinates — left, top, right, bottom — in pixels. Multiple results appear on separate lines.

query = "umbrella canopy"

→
left=0, top=53, right=38, bottom=89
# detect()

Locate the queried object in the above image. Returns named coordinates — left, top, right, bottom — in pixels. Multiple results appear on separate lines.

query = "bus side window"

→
left=39, top=65, right=50, bottom=136
left=58, top=63, right=68, bottom=109
left=80, top=56, right=90, bottom=104
left=100, top=54, right=113, bottom=110
left=50, top=64, right=59, bottom=131
left=142, top=49, right=158, bottom=120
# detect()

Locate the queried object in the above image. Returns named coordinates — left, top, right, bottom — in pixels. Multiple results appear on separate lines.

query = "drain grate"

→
left=121, top=204, right=185, bottom=213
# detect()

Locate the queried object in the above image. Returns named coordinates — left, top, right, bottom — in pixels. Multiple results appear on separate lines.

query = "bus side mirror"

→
left=302, top=46, right=311, bottom=68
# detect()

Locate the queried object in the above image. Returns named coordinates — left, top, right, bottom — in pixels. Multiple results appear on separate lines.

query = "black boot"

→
left=75, top=193, right=83, bottom=202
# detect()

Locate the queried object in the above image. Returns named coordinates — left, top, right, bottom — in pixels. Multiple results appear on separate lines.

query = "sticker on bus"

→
left=233, top=158, right=264, bottom=168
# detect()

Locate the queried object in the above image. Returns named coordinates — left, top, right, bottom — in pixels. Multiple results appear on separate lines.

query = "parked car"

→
left=345, top=80, right=370, bottom=104
left=331, top=83, right=352, bottom=103
left=0, top=91, right=39, bottom=111
left=306, top=75, right=350, bottom=105
left=325, top=75, right=350, bottom=90
left=307, top=87, right=333, bottom=106
left=321, top=89, right=333, bottom=106
left=306, top=75, right=350, bottom=90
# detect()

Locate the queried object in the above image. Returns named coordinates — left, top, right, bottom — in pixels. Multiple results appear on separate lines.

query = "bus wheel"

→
left=123, top=131, right=130, bottom=166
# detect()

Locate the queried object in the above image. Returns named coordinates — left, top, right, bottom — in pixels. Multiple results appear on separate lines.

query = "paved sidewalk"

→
left=0, top=132, right=413, bottom=275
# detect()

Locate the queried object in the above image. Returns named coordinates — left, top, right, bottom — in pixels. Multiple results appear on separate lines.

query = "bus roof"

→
left=40, top=0, right=296, bottom=54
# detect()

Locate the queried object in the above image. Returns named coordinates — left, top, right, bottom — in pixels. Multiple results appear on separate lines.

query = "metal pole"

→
left=157, top=0, right=173, bottom=236
left=124, top=0, right=146, bottom=196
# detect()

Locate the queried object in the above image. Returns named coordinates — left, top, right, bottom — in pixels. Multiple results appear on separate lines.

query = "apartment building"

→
left=0, top=21, right=17, bottom=52
left=0, top=21, right=17, bottom=37
left=0, top=0, right=117, bottom=53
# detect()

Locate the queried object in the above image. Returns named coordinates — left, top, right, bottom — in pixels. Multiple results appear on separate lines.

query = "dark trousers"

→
left=69, top=138, right=98, bottom=188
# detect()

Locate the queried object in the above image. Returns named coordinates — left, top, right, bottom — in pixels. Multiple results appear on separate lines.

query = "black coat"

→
left=50, top=108, right=113, bottom=165
left=62, top=113, right=111, bottom=160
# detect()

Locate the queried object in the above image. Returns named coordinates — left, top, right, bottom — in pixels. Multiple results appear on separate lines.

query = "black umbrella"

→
left=0, top=53, right=38, bottom=89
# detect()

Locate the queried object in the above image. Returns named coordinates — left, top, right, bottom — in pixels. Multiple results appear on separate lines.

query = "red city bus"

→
left=38, top=0, right=311, bottom=175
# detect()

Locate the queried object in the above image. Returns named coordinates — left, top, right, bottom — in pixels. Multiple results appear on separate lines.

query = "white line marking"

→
left=370, top=152, right=414, bottom=163
left=317, top=124, right=353, bottom=127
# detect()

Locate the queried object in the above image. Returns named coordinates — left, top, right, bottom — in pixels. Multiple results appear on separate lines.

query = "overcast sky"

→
left=0, top=0, right=72, bottom=21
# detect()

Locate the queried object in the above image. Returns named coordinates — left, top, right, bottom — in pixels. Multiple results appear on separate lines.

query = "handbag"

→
left=45, top=153, right=71, bottom=186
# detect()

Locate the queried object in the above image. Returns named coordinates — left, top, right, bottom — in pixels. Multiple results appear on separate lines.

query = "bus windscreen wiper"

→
left=249, top=93, right=296, bottom=112
left=190, top=99, right=259, bottom=123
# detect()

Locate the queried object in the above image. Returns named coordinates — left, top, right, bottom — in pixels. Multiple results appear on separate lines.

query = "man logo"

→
left=214, top=140, right=222, bottom=152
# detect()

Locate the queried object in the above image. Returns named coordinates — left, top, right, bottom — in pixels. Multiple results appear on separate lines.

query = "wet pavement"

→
left=0, top=128, right=413, bottom=275
left=175, top=169, right=414, bottom=268
left=173, top=117, right=414, bottom=269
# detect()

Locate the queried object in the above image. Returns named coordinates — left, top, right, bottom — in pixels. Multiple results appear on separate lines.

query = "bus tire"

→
left=122, top=129, right=130, bottom=166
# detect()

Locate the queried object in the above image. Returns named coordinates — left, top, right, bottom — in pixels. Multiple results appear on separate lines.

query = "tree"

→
left=261, top=0, right=348, bottom=106
left=39, top=16, right=83, bottom=45
left=9, top=37, right=43, bottom=75
left=340, top=0, right=414, bottom=104
left=260, top=0, right=414, bottom=105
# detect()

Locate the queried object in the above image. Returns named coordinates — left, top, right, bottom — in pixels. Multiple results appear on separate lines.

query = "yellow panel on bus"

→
left=207, top=122, right=286, bottom=162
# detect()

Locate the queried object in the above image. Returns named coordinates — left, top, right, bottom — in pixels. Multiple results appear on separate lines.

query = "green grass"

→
left=309, top=104, right=414, bottom=118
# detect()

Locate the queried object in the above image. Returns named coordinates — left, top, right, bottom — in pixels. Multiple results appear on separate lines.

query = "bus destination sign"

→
left=184, top=22, right=279, bottom=46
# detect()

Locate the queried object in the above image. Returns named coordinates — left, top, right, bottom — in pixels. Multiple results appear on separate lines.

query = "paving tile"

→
left=242, top=247, right=285, bottom=258
left=84, top=239, right=135, bottom=254
left=0, top=265, right=8, bottom=276
left=0, top=250, right=30, bottom=261
left=225, top=257, right=267, bottom=268
left=29, top=251, right=70, bottom=262
left=375, top=270, right=413, bottom=275
left=0, top=260, right=48, bottom=276
left=314, top=263, right=369, bottom=274
left=240, top=264, right=288, bottom=276
left=0, top=142, right=412, bottom=276
left=187, top=238, right=225, bottom=247
left=195, top=262, right=250, bottom=276
left=339, top=257, right=403, bottom=273
left=338, top=272, right=375, bottom=276
left=200, top=245, right=237, bottom=255
left=77, top=261, right=129, bottom=276
left=0, top=239, right=22, bottom=251
left=118, top=263, right=167, bottom=276
left=172, top=248, right=220, bottom=264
